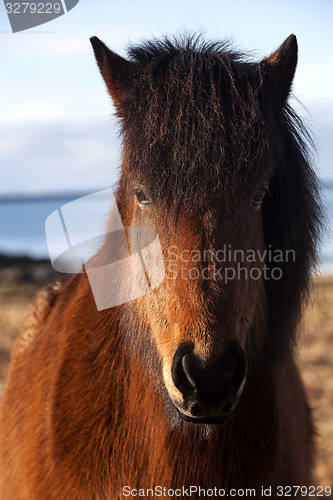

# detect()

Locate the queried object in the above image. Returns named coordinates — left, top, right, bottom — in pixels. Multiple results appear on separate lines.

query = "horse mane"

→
left=262, top=105, right=322, bottom=362
left=118, top=35, right=323, bottom=364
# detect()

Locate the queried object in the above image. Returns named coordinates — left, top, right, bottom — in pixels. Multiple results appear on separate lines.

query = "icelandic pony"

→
left=0, top=34, right=322, bottom=498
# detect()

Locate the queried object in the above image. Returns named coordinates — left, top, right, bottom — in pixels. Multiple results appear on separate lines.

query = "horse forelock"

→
left=118, top=36, right=278, bottom=209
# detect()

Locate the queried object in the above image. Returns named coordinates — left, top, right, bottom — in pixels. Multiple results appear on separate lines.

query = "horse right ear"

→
left=90, top=36, right=134, bottom=109
left=263, top=34, right=298, bottom=104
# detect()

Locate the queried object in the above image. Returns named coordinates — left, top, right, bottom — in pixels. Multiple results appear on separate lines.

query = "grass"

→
left=299, top=276, right=333, bottom=487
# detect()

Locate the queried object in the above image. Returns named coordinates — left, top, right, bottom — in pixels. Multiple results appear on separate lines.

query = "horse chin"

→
left=176, top=408, right=230, bottom=425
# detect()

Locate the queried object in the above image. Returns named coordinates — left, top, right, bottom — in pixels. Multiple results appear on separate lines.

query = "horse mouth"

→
left=173, top=396, right=238, bottom=425
left=171, top=379, right=246, bottom=425
left=176, top=407, right=231, bottom=425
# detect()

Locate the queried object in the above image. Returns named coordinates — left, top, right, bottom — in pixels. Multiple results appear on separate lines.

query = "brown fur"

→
left=0, top=34, right=321, bottom=498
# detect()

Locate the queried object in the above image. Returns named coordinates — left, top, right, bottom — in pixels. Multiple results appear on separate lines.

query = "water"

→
left=0, top=192, right=111, bottom=260
left=0, top=197, right=70, bottom=258
left=0, top=188, right=333, bottom=272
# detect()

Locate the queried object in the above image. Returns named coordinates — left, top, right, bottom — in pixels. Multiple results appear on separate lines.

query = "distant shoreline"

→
left=0, top=253, right=331, bottom=289
left=0, top=254, right=70, bottom=287
left=0, top=181, right=331, bottom=204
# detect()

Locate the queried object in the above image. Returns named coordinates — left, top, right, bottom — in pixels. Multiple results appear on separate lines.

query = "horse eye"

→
left=251, top=188, right=267, bottom=211
left=133, top=186, right=152, bottom=207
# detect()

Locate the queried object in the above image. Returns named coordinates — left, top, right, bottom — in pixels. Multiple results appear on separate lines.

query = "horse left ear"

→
left=263, top=34, right=298, bottom=103
left=90, top=36, right=134, bottom=109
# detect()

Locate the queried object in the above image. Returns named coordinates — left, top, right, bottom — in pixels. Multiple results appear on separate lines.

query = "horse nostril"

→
left=171, top=345, right=196, bottom=398
left=217, top=352, right=237, bottom=383
left=190, top=403, right=203, bottom=417
left=230, top=344, right=247, bottom=393
left=182, top=352, right=199, bottom=387
left=222, top=400, right=234, bottom=414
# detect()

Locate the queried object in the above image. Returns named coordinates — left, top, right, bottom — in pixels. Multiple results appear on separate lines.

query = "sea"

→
left=0, top=186, right=333, bottom=273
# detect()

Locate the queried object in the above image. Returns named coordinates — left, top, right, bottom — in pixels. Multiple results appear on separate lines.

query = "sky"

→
left=1, top=0, right=333, bottom=195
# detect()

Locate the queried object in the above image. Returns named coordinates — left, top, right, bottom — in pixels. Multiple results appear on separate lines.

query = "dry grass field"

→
left=0, top=262, right=332, bottom=489
left=299, top=275, right=333, bottom=487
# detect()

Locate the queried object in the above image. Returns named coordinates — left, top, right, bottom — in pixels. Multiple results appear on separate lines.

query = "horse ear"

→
left=263, top=34, right=298, bottom=103
left=90, top=36, right=133, bottom=108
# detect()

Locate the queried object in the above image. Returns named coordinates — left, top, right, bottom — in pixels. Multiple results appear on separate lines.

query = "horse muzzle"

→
left=171, top=342, right=247, bottom=424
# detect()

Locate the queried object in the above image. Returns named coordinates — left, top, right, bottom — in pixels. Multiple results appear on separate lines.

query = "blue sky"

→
left=1, top=0, right=333, bottom=194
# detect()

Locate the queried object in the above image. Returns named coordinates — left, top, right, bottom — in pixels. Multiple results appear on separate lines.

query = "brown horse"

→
left=0, top=34, right=322, bottom=498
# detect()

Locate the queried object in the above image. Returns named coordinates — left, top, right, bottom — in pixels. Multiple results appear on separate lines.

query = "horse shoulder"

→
left=11, top=283, right=62, bottom=363
left=0, top=283, right=64, bottom=497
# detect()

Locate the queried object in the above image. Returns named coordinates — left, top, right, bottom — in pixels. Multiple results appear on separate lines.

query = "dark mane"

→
left=119, top=36, right=323, bottom=363
left=121, top=36, right=271, bottom=204
left=128, top=35, right=242, bottom=65
left=263, top=104, right=322, bottom=361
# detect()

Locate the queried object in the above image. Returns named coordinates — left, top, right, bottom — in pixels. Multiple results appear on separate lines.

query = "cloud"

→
left=294, top=63, right=333, bottom=107
left=0, top=120, right=121, bottom=194
left=3, top=102, right=67, bottom=124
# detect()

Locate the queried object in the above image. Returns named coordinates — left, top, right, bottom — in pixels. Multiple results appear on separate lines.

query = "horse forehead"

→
left=162, top=198, right=247, bottom=238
